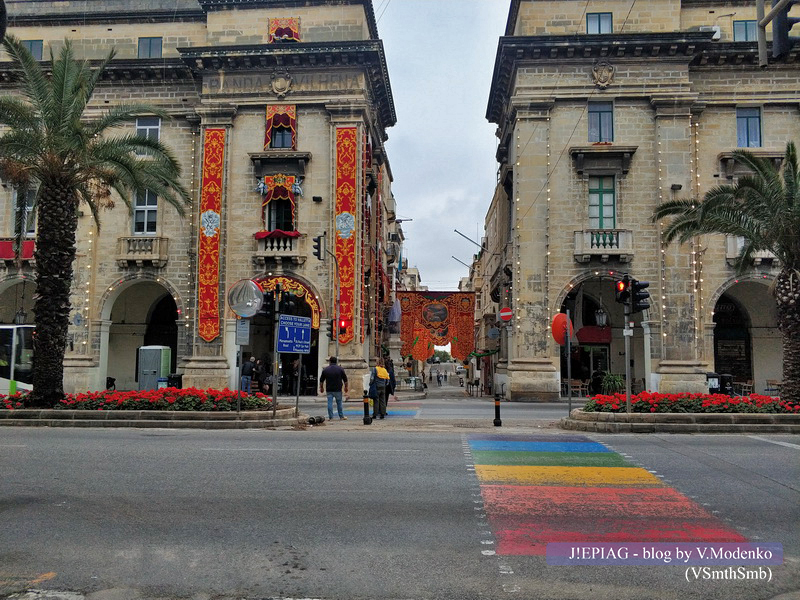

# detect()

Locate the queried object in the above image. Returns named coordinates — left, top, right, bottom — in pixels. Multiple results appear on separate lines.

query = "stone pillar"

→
left=652, top=97, right=708, bottom=392
left=508, top=102, right=560, bottom=401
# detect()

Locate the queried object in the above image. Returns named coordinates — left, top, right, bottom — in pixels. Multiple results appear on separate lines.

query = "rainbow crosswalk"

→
left=468, top=434, right=747, bottom=556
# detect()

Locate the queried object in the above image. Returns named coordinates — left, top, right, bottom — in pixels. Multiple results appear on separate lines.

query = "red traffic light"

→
left=616, top=280, right=626, bottom=293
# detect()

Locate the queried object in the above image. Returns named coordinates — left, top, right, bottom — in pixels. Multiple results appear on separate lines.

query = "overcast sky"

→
left=377, top=1, right=509, bottom=291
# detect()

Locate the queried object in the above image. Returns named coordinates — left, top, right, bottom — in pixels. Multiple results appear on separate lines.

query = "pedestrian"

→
left=444, top=371, right=448, bottom=383
left=241, top=356, right=255, bottom=394
left=386, top=357, right=396, bottom=402
left=254, top=359, right=269, bottom=394
left=370, top=358, right=390, bottom=419
left=319, top=356, right=349, bottom=420
left=436, top=371, right=442, bottom=387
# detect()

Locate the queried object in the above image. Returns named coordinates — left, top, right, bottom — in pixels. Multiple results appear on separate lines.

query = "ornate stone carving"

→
left=271, top=69, right=292, bottom=98
left=591, top=61, right=615, bottom=89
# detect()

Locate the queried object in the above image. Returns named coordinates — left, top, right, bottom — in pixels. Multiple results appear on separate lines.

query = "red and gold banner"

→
left=268, top=17, right=301, bottom=43
left=335, top=127, right=358, bottom=344
left=198, top=128, right=226, bottom=342
left=253, top=275, right=320, bottom=330
left=264, top=105, right=296, bottom=149
left=398, top=292, right=476, bottom=361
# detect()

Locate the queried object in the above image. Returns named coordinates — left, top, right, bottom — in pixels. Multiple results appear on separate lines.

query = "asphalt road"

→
left=1, top=417, right=798, bottom=600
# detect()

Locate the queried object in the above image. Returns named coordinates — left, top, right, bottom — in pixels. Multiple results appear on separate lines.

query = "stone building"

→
left=0, top=0, right=400, bottom=393
left=475, top=0, right=799, bottom=400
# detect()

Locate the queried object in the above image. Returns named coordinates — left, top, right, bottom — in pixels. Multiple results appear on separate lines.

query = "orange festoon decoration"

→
left=253, top=275, right=320, bottom=330
left=397, top=292, right=476, bottom=361
left=268, top=17, right=300, bottom=43
left=197, top=128, right=226, bottom=342
left=264, top=105, right=296, bottom=150
left=334, top=127, right=358, bottom=344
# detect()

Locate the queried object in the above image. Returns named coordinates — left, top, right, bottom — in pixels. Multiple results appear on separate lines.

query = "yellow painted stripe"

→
left=475, top=464, right=664, bottom=487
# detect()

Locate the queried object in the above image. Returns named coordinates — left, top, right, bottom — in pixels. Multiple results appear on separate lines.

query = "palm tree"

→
left=0, top=37, right=191, bottom=407
left=652, top=141, right=800, bottom=403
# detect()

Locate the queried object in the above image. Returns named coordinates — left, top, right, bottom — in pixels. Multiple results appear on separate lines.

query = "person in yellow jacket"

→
left=369, top=358, right=391, bottom=419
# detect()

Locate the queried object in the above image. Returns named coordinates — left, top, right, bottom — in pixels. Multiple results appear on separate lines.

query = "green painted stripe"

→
left=472, top=450, right=631, bottom=468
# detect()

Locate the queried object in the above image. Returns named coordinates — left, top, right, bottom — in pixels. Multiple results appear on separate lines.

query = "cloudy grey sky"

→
left=377, top=1, right=509, bottom=291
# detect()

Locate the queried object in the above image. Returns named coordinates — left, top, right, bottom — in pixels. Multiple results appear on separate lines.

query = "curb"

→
left=0, top=407, right=306, bottom=430
left=560, top=408, right=800, bottom=433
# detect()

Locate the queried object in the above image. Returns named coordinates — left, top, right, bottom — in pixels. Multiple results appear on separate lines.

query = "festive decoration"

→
left=264, top=105, right=296, bottom=149
left=198, top=128, right=226, bottom=342
left=253, top=229, right=301, bottom=240
left=253, top=275, right=320, bottom=330
left=268, top=17, right=300, bottom=43
left=335, top=127, right=358, bottom=344
left=397, top=292, right=476, bottom=361
left=258, top=173, right=298, bottom=229
left=0, top=240, right=34, bottom=260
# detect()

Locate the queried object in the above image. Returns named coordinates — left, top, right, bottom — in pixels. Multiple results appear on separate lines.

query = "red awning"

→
left=253, top=230, right=301, bottom=240
left=576, top=326, right=612, bottom=344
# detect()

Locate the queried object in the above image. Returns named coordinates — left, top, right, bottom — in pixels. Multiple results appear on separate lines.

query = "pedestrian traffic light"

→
left=772, top=0, right=799, bottom=58
left=630, top=278, right=651, bottom=314
left=327, top=319, right=335, bottom=340
left=615, top=273, right=630, bottom=305
left=312, top=235, right=323, bottom=260
left=338, top=318, right=348, bottom=336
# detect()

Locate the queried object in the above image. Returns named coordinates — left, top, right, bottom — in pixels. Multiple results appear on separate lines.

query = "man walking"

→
left=241, top=356, right=255, bottom=394
left=319, top=356, right=349, bottom=420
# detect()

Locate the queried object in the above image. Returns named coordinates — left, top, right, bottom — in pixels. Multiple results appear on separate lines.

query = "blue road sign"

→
left=277, top=314, right=312, bottom=354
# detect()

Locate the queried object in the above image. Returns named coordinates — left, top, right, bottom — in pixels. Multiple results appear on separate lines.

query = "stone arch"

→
left=252, top=272, right=324, bottom=329
left=99, top=272, right=187, bottom=322
left=705, top=273, right=773, bottom=315
left=552, top=269, right=660, bottom=323
left=0, top=274, right=36, bottom=324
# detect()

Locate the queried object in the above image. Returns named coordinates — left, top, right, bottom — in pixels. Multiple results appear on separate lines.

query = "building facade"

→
left=0, top=0, right=401, bottom=393
left=476, top=0, right=799, bottom=400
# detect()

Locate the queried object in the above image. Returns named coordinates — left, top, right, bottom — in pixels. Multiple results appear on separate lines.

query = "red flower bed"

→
left=1, top=387, right=274, bottom=412
left=583, top=391, right=799, bottom=414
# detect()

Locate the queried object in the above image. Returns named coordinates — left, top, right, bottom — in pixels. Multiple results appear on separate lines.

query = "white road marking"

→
left=748, top=435, right=800, bottom=450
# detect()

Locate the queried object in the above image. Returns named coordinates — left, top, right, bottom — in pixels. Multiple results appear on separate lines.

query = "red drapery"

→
left=264, top=105, right=296, bottom=149
left=398, top=292, right=476, bottom=361
left=268, top=17, right=300, bottom=43
left=335, top=127, right=358, bottom=344
left=260, top=174, right=296, bottom=228
left=0, top=240, right=34, bottom=260
left=253, top=229, right=301, bottom=240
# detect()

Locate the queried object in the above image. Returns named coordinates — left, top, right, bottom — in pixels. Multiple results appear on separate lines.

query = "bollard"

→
left=363, top=392, right=373, bottom=425
left=493, top=393, right=502, bottom=427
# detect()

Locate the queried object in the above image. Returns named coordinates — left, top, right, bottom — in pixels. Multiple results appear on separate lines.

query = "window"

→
left=21, top=40, right=43, bottom=61
left=736, top=108, right=761, bottom=148
left=134, top=190, right=158, bottom=234
left=138, top=37, right=162, bottom=59
left=587, top=13, right=612, bottom=34
left=733, top=20, right=757, bottom=41
left=13, top=187, right=36, bottom=237
left=135, top=116, right=160, bottom=155
left=267, top=199, right=293, bottom=231
left=588, top=176, right=616, bottom=229
left=589, top=101, right=614, bottom=143
left=270, top=126, right=294, bottom=149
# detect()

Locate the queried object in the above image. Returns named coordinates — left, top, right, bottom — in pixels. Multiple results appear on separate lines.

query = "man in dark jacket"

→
left=241, top=356, right=255, bottom=394
left=319, top=356, right=349, bottom=420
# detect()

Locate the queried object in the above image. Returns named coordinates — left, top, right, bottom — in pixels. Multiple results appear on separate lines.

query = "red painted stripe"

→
left=492, top=517, right=748, bottom=555
left=481, top=485, right=715, bottom=519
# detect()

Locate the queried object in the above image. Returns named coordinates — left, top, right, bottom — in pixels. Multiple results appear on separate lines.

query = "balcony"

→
left=574, top=229, right=633, bottom=263
left=725, top=236, right=778, bottom=267
left=252, top=231, right=305, bottom=267
left=116, top=236, right=169, bottom=268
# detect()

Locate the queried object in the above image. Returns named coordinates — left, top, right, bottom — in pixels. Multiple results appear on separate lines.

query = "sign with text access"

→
left=277, top=314, right=312, bottom=354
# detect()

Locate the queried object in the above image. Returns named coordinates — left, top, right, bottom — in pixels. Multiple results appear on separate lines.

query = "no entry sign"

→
left=499, top=307, right=513, bottom=322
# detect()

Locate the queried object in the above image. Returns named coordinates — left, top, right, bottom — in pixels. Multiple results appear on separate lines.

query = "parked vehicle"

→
left=0, top=324, right=34, bottom=394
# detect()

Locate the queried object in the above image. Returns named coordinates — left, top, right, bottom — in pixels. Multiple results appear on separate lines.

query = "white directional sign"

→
left=277, top=314, right=312, bottom=354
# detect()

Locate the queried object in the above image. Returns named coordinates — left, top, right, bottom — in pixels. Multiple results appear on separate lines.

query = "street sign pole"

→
left=566, top=309, right=572, bottom=415
left=624, top=305, right=632, bottom=413
left=296, top=353, right=302, bottom=416
left=272, top=285, right=281, bottom=420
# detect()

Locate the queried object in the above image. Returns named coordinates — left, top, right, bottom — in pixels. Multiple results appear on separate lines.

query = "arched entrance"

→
left=106, top=280, right=179, bottom=390
left=251, top=274, right=322, bottom=396
left=0, top=277, right=35, bottom=325
left=712, top=281, right=779, bottom=393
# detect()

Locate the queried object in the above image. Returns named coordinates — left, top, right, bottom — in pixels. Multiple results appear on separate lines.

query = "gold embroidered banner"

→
left=335, top=127, right=358, bottom=344
left=253, top=275, right=320, bottom=330
left=398, top=292, right=476, bottom=361
left=198, top=128, right=226, bottom=342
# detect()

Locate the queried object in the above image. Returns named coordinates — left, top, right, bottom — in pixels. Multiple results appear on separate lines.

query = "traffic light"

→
left=630, top=278, right=651, bottom=314
left=615, top=273, right=630, bottom=305
left=338, top=318, right=348, bottom=336
left=772, top=0, right=799, bottom=58
left=312, top=235, right=323, bottom=260
left=327, top=319, right=335, bottom=340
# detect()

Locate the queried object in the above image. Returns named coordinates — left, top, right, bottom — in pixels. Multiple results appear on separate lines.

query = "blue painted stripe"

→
left=468, top=440, right=611, bottom=453
left=469, top=434, right=594, bottom=443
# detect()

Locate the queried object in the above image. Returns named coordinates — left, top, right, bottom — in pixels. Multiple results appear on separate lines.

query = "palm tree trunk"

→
left=775, top=268, right=800, bottom=404
left=29, top=181, right=78, bottom=408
